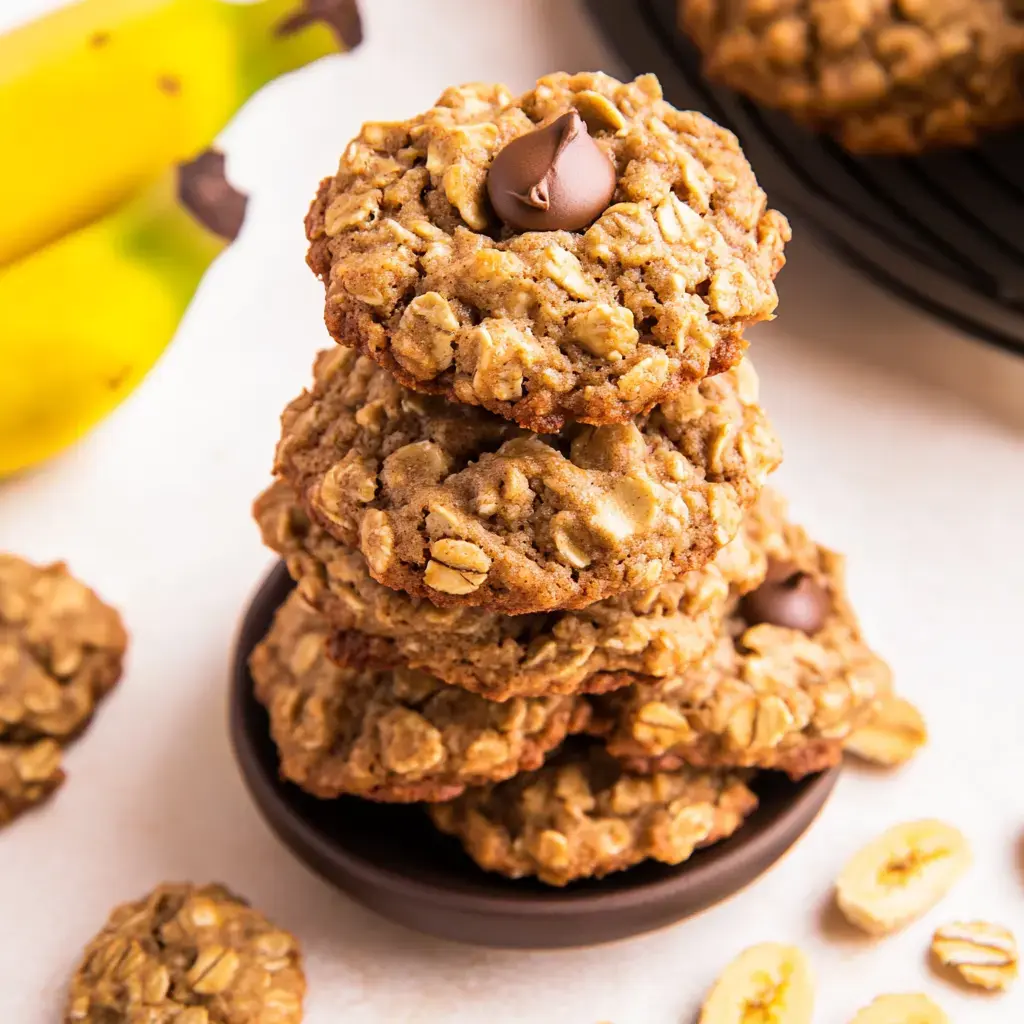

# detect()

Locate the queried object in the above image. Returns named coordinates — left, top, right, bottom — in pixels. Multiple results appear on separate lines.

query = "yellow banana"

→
left=0, top=151, right=245, bottom=477
left=0, top=0, right=361, bottom=267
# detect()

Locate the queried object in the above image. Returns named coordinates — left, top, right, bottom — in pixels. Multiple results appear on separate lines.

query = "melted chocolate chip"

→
left=177, top=150, right=248, bottom=242
left=486, top=110, right=616, bottom=232
left=739, top=560, right=830, bottom=634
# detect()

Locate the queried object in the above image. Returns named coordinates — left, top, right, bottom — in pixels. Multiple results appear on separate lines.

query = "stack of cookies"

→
left=251, top=72, right=896, bottom=886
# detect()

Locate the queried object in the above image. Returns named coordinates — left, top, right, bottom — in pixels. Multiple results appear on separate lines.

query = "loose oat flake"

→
left=65, top=882, right=305, bottom=1024
left=931, top=920, right=1018, bottom=991
left=845, top=695, right=927, bottom=767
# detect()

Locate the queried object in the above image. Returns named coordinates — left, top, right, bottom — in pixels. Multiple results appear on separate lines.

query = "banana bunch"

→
left=0, top=152, right=245, bottom=477
left=0, top=0, right=361, bottom=477
left=0, top=0, right=361, bottom=266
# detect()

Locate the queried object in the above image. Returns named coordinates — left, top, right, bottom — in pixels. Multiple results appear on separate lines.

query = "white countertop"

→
left=2, top=1, right=1023, bottom=1020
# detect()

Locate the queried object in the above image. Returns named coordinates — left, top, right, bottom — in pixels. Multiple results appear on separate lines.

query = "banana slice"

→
left=848, top=993, right=949, bottom=1023
left=845, top=696, right=927, bottom=766
left=699, top=942, right=814, bottom=1024
left=931, top=920, right=1018, bottom=990
left=835, top=820, right=971, bottom=935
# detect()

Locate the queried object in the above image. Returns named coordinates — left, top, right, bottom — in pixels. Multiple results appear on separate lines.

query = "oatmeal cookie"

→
left=275, top=347, right=780, bottom=614
left=591, top=490, right=892, bottom=778
left=250, top=591, right=586, bottom=801
left=429, top=743, right=757, bottom=886
left=0, top=739, right=64, bottom=827
left=255, top=479, right=768, bottom=700
left=683, top=0, right=1024, bottom=153
left=65, top=882, right=304, bottom=1024
left=0, top=554, right=127, bottom=743
left=305, top=71, right=789, bottom=431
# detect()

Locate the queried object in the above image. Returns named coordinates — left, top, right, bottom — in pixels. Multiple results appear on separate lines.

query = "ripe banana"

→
left=699, top=943, right=814, bottom=1024
left=835, top=820, right=971, bottom=935
left=0, top=151, right=245, bottom=477
left=0, top=0, right=361, bottom=267
left=847, top=993, right=949, bottom=1024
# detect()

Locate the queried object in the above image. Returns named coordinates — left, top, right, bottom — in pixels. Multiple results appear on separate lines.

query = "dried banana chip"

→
left=932, top=920, right=1018, bottom=991
left=848, top=993, right=949, bottom=1023
left=699, top=942, right=814, bottom=1024
left=836, top=820, right=971, bottom=935
left=845, top=696, right=927, bottom=767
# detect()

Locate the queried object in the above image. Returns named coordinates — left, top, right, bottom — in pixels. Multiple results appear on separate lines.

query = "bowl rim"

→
left=230, top=561, right=841, bottom=920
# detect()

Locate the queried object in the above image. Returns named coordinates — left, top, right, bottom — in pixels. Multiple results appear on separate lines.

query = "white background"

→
left=2, top=1, right=1023, bottom=1020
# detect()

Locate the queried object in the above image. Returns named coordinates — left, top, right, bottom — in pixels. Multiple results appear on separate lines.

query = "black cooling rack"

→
left=586, top=0, right=1024, bottom=357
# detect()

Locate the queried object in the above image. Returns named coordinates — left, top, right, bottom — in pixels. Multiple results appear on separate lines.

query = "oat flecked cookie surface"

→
left=275, top=348, right=780, bottom=614
left=0, top=738, right=64, bottom=826
left=591, top=491, right=891, bottom=778
left=65, top=882, right=305, bottom=1024
left=306, top=71, right=789, bottom=431
left=0, top=554, right=126, bottom=742
left=682, top=0, right=1024, bottom=154
left=255, top=479, right=769, bottom=700
left=0, top=555, right=126, bottom=826
left=250, top=591, right=586, bottom=801
left=428, top=744, right=757, bottom=886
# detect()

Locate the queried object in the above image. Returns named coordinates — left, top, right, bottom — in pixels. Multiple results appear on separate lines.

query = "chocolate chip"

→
left=739, top=560, right=830, bottom=634
left=177, top=150, right=248, bottom=242
left=486, top=110, right=616, bottom=233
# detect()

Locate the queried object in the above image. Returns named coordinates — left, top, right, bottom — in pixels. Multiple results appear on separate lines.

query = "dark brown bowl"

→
left=230, top=563, right=840, bottom=949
